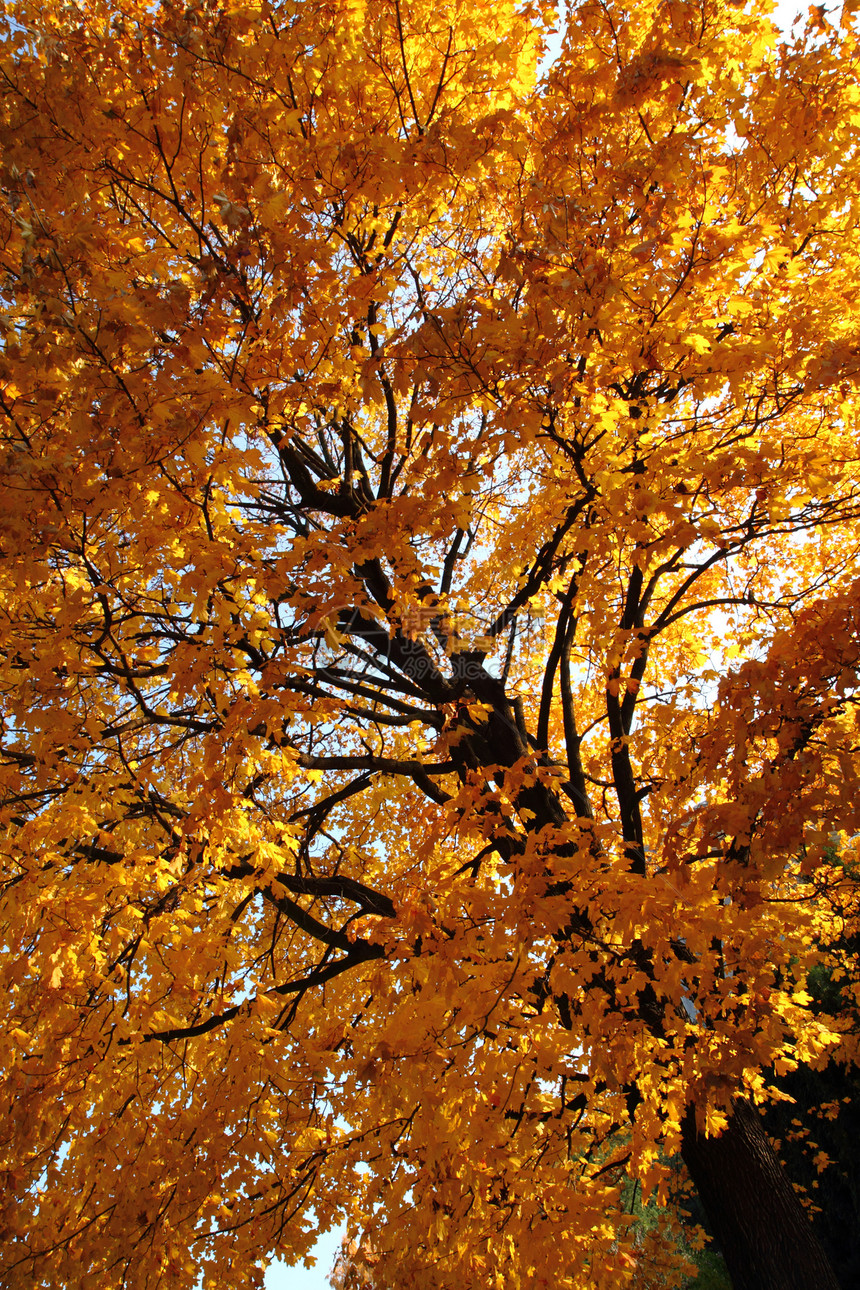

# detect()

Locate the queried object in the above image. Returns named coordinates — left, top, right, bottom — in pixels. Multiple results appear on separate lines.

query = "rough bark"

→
left=681, top=1098, right=841, bottom=1290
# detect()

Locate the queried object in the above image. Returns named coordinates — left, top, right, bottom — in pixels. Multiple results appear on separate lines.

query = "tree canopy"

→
left=1, top=0, right=860, bottom=1286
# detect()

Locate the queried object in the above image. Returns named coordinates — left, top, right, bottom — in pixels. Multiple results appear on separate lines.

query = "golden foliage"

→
left=1, top=0, right=859, bottom=1284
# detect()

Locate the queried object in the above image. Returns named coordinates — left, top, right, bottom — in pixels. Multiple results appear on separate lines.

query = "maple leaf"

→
left=1, top=0, right=859, bottom=1287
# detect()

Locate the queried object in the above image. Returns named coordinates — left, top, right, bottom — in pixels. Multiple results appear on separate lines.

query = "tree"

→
left=1, top=0, right=859, bottom=1285
left=758, top=839, right=860, bottom=1289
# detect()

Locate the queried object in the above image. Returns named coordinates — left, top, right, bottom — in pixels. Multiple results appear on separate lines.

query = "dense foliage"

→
left=1, top=0, right=860, bottom=1285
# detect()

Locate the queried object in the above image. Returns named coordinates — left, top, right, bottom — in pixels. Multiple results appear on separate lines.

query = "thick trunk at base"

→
left=681, top=1098, right=840, bottom=1290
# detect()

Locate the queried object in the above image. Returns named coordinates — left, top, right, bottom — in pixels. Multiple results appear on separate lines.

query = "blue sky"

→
left=264, top=1225, right=346, bottom=1290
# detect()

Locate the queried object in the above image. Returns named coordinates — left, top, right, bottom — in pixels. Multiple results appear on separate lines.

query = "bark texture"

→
left=681, top=1098, right=841, bottom=1290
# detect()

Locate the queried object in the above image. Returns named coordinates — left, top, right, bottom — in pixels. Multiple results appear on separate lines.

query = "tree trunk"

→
left=681, top=1098, right=840, bottom=1290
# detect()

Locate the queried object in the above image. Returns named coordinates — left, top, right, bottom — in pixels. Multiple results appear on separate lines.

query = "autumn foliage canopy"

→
left=1, top=0, right=860, bottom=1285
